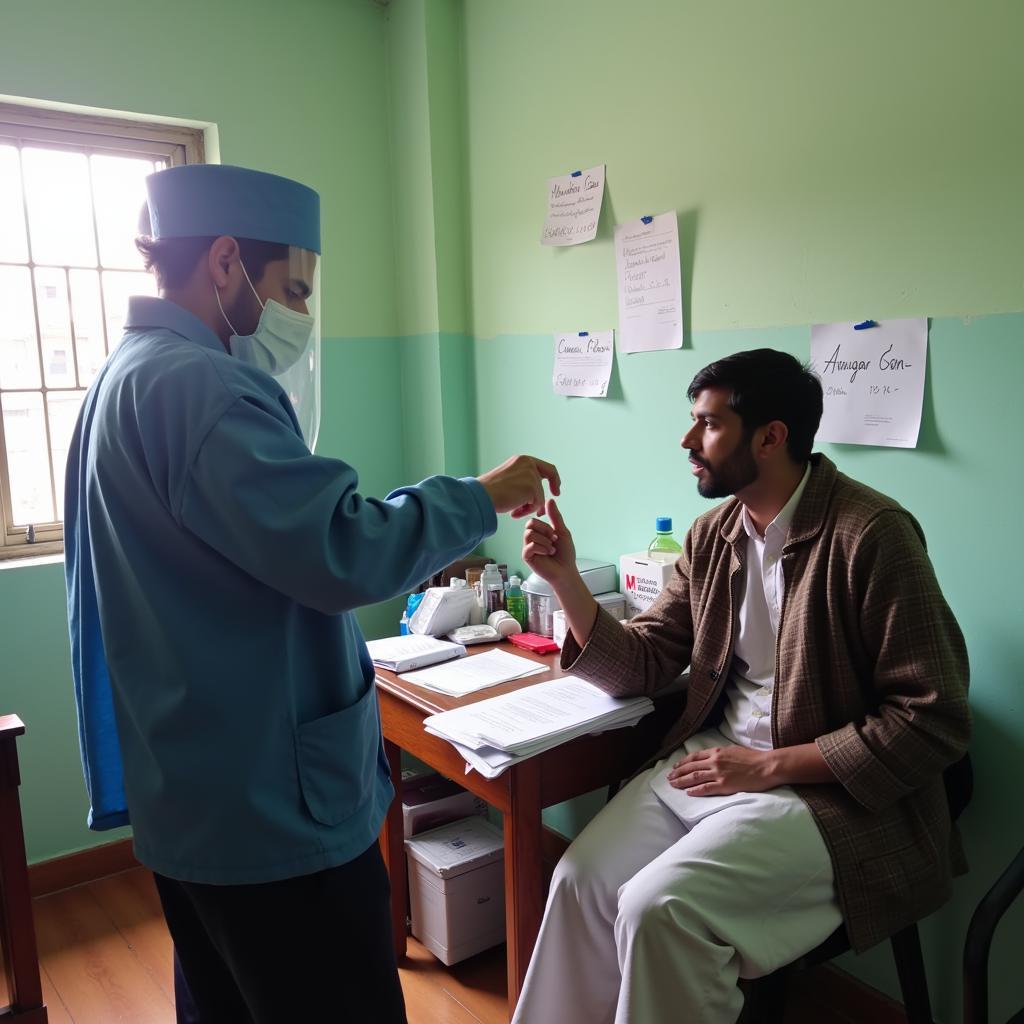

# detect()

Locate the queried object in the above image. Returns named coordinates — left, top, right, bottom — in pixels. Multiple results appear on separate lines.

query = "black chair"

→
left=963, top=841, right=1024, bottom=1024
left=740, top=753, right=974, bottom=1024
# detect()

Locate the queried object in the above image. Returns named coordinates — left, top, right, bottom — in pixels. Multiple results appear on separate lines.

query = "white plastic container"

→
left=619, top=552, right=675, bottom=617
left=552, top=591, right=626, bottom=648
left=405, top=817, right=505, bottom=966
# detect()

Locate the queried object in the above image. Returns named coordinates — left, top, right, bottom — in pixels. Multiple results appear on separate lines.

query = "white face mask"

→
left=216, top=261, right=314, bottom=376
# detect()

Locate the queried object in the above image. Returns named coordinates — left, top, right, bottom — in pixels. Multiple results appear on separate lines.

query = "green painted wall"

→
left=461, top=0, right=1024, bottom=339
left=0, top=0, right=409, bottom=861
left=2, top=0, right=1023, bottom=1019
left=454, top=3, right=1024, bottom=1020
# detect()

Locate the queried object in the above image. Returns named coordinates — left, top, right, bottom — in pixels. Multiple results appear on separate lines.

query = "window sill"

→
left=0, top=551, right=64, bottom=571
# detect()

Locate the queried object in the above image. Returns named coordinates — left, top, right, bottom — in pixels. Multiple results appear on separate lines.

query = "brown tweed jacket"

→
left=561, top=453, right=970, bottom=952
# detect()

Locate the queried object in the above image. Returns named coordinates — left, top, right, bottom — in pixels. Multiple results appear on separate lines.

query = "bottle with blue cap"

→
left=647, top=516, right=682, bottom=564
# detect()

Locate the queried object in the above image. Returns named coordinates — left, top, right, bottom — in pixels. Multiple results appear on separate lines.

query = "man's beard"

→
left=226, top=285, right=262, bottom=338
left=693, top=438, right=758, bottom=499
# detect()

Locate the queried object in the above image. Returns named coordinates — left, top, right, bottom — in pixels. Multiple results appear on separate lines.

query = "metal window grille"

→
left=0, top=104, right=203, bottom=560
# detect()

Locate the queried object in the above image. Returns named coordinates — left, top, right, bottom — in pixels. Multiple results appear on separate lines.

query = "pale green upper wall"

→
left=0, top=0, right=398, bottom=338
left=385, top=0, right=471, bottom=337
left=461, top=0, right=1024, bottom=338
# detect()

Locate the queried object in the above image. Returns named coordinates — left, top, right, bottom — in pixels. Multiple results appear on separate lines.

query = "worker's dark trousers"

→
left=155, top=840, right=407, bottom=1024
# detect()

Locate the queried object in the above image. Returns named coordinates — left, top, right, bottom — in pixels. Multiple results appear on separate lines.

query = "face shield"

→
left=230, top=246, right=322, bottom=452
left=272, top=246, right=320, bottom=452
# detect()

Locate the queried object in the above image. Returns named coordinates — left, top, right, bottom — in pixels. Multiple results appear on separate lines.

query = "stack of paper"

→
left=423, top=676, right=654, bottom=779
left=366, top=635, right=466, bottom=673
left=400, top=649, right=547, bottom=697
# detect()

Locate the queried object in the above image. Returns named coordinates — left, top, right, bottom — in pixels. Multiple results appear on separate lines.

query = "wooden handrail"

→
left=0, top=714, right=48, bottom=1022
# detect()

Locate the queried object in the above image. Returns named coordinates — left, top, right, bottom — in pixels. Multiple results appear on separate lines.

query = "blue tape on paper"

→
left=853, top=320, right=878, bottom=330
left=641, top=215, right=654, bottom=224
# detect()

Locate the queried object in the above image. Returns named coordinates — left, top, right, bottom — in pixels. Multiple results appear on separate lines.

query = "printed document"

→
left=615, top=212, right=684, bottom=354
left=552, top=330, right=614, bottom=397
left=541, top=164, right=605, bottom=246
left=811, top=318, right=927, bottom=448
left=400, top=649, right=547, bottom=696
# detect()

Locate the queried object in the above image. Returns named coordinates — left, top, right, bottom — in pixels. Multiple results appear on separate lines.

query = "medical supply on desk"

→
left=551, top=591, right=625, bottom=649
left=405, top=817, right=506, bottom=966
left=480, top=562, right=504, bottom=596
left=400, top=591, right=426, bottom=634
left=487, top=610, right=522, bottom=638
left=448, top=624, right=501, bottom=645
left=409, top=581, right=477, bottom=636
left=485, top=582, right=506, bottom=615
left=620, top=551, right=675, bottom=617
left=522, top=558, right=616, bottom=636
left=647, top=516, right=682, bottom=563
left=505, top=575, right=527, bottom=630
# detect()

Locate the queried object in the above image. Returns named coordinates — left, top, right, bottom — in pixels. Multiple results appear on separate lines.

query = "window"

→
left=0, top=104, right=204, bottom=560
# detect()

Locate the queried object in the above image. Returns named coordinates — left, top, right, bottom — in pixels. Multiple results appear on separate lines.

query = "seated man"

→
left=514, top=348, right=969, bottom=1024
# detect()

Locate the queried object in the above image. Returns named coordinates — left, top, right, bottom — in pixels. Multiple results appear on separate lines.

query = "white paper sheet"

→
left=615, top=212, right=684, bottom=354
left=552, top=330, right=614, bottom=397
left=811, top=318, right=928, bottom=448
left=424, top=677, right=653, bottom=753
left=541, top=164, right=605, bottom=246
left=399, top=649, right=547, bottom=696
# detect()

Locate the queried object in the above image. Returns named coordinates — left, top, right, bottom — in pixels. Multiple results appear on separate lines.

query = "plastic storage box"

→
left=401, top=770, right=486, bottom=836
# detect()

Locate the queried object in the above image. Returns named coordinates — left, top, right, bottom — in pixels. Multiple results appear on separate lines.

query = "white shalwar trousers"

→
left=511, top=729, right=842, bottom=1024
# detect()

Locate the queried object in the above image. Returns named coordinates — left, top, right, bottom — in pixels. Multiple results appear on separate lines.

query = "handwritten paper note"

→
left=811, top=318, right=928, bottom=448
left=541, top=164, right=605, bottom=246
left=552, top=330, right=614, bottom=397
left=615, top=213, right=684, bottom=354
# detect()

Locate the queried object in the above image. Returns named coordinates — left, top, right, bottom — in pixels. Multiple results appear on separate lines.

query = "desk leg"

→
left=380, top=737, right=407, bottom=963
left=504, top=758, right=544, bottom=1016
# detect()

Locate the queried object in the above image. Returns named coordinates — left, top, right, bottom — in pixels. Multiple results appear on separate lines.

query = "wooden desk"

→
left=0, top=715, right=48, bottom=1022
left=376, top=645, right=683, bottom=1017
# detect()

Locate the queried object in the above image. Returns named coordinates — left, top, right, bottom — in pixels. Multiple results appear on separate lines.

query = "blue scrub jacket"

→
left=65, top=296, right=497, bottom=884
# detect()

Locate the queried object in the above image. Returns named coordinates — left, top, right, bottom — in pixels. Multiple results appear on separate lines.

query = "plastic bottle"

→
left=485, top=582, right=506, bottom=615
left=505, top=575, right=527, bottom=630
left=480, top=562, right=503, bottom=599
left=647, top=516, right=682, bottom=564
left=468, top=581, right=485, bottom=626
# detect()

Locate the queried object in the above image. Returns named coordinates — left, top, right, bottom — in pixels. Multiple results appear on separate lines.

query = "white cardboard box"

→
left=405, top=817, right=505, bottom=966
left=619, top=552, right=675, bottom=617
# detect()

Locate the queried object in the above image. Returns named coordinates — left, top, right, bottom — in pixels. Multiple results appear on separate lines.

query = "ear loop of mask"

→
left=213, top=259, right=262, bottom=337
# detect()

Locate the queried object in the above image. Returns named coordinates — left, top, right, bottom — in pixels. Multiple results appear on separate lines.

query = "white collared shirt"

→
left=719, top=465, right=811, bottom=751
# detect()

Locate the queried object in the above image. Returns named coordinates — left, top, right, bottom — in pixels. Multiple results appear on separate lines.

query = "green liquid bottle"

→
left=647, top=516, right=682, bottom=564
left=506, top=575, right=528, bottom=630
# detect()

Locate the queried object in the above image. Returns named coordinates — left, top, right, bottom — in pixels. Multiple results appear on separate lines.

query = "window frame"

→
left=0, top=104, right=204, bottom=561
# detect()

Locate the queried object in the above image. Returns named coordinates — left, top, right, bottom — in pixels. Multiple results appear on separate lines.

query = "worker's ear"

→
left=208, top=236, right=241, bottom=289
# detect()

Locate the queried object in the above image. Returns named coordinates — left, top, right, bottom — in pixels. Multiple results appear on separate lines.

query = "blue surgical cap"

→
left=146, top=165, right=321, bottom=255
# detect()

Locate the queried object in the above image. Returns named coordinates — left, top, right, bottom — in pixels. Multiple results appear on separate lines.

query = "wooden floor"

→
left=20, top=867, right=880, bottom=1023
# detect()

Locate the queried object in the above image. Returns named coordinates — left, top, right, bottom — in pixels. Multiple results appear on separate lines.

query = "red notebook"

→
left=508, top=632, right=560, bottom=654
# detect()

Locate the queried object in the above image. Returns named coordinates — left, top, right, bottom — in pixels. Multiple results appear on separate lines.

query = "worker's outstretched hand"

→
left=478, top=455, right=561, bottom=519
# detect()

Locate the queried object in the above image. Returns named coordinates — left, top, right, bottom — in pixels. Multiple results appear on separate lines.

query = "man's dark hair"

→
left=134, top=236, right=289, bottom=290
left=686, top=349, right=823, bottom=462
